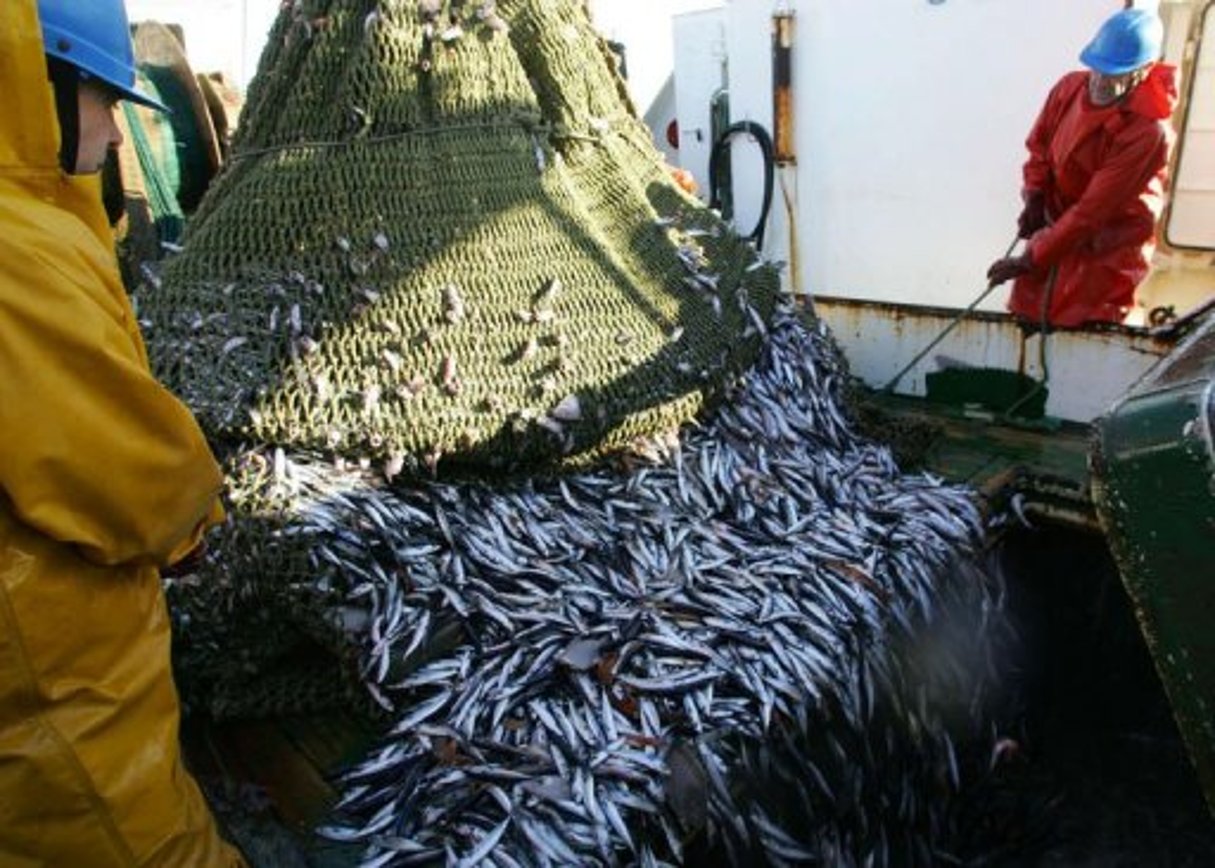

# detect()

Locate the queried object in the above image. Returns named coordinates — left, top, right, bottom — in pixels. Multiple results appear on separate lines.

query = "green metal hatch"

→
left=1092, top=311, right=1215, bottom=816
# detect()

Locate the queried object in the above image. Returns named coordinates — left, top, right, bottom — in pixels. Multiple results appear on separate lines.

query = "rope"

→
left=229, top=118, right=552, bottom=163
left=121, top=84, right=185, bottom=245
left=1001, top=265, right=1056, bottom=420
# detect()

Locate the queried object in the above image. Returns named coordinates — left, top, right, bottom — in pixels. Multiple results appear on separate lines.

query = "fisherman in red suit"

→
left=987, top=8, right=1178, bottom=329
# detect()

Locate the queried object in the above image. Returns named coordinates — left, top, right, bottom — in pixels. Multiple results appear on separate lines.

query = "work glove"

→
left=162, top=538, right=208, bottom=579
left=1017, top=191, right=1047, bottom=239
left=987, top=253, right=1033, bottom=287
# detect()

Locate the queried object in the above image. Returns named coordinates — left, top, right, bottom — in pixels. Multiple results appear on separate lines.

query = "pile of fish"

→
left=170, top=304, right=1005, bottom=866
left=141, top=3, right=1009, bottom=862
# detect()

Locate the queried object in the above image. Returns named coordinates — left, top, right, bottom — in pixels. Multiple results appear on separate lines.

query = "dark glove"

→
left=1017, top=191, right=1046, bottom=239
left=162, top=539, right=208, bottom=579
left=987, top=253, right=1033, bottom=287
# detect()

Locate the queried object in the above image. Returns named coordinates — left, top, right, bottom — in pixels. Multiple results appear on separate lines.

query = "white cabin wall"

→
left=589, top=0, right=724, bottom=119
left=722, top=0, right=1119, bottom=309
left=1166, top=5, right=1215, bottom=249
left=671, top=9, right=730, bottom=194
left=591, top=1, right=724, bottom=180
left=644, top=75, right=681, bottom=167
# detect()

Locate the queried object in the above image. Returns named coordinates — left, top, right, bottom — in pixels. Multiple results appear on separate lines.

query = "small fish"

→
left=550, top=395, right=581, bottom=422
left=531, top=134, right=547, bottom=171
left=532, top=277, right=561, bottom=314
left=442, top=284, right=466, bottom=324
left=440, top=355, right=461, bottom=396
left=383, top=453, right=405, bottom=482
left=454, top=817, right=510, bottom=868
left=476, top=1, right=509, bottom=33
left=388, top=689, right=453, bottom=735
left=381, top=348, right=403, bottom=373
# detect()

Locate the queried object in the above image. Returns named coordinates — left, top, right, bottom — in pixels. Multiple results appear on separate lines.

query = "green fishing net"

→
left=140, top=0, right=780, bottom=476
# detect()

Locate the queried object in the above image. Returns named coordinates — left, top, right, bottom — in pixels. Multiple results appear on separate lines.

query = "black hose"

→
left=708, top=120, right=775, bottom=249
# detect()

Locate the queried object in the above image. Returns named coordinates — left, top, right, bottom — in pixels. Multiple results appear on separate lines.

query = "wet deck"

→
left=184, top=713, right=374, bottom=866
left=860, top=392, right=1096, bottom=528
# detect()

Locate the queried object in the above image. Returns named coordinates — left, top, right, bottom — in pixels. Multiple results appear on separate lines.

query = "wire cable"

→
left=708, top=120, right=775, bottom=249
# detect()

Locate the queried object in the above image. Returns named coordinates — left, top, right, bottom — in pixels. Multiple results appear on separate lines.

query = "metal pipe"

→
left=882, top=235, right=1020, bottom=393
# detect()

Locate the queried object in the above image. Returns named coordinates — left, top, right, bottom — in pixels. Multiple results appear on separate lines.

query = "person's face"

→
left=73, top=79, right=123, bottom=175
left=1088, top=68, right=1142, bottom=107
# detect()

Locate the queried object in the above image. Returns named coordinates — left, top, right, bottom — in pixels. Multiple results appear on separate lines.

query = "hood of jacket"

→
left=0, top=0, right=113, bottom=247
left=1126, top=62, right=1179, bottom=122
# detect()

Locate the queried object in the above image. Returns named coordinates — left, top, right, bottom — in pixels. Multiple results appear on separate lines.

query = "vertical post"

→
left=772, top=11, right=796, bottom=165
left=771, top=10, right=802, bottom=300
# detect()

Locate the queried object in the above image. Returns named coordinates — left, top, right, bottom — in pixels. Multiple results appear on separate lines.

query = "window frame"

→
left=1163, top=0, right=1215, bottom=252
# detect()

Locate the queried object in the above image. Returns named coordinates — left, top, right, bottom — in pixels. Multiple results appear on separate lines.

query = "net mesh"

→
left=140, top=0, right=779, bottom=475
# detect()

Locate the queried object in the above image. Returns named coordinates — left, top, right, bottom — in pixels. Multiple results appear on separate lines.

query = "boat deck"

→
left=860, top=392, right=1096, bottom=529
left=184, top=713, right=373, bottom=866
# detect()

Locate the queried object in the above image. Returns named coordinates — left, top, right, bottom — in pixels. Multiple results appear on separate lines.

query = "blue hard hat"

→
left=36, top=0, right=168, bottom=112
left=1080, top=9, right=1164, bottom=75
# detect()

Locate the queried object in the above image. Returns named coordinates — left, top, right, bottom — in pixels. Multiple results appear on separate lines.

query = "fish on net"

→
left=169, top=309, right=1009, bottom=865
left=143, top=0, right=1012, bottom=864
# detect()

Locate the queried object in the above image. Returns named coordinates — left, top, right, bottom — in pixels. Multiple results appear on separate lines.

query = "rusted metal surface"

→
left=820, top=296, right=1176, bottom=423
left=771, top=12, right=796, bottom=165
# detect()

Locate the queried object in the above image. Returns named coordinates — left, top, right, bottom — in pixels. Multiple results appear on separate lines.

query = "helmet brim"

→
left=40, top=20, right=171, bottom=114
left=112, top=81, right=171, bottom=114
left=45, top=45, right=173, bottom=113
left=1079, top=44, right=1151, bottom=76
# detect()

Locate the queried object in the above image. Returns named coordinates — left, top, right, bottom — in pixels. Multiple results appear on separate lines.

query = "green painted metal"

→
left=1091, top=313, right=1215, bottom=816
left=925, top=367, right=1048, bottom=420
left=859, top=391, right=1093, bottom=526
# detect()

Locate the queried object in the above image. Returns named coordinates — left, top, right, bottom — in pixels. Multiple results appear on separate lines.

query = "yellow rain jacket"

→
left=0, top=3, right=242, bottom=865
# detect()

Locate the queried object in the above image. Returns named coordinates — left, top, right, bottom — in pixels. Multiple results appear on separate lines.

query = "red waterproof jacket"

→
left=1008, top=64, right=1178, bottom=327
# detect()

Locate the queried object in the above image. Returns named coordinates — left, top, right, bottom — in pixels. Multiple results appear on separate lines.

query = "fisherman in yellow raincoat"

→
left=0, top=1, right=244, bottom=864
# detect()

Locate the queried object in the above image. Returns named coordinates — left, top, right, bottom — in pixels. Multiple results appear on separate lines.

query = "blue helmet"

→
left=1080, top=9, right=1164, bottom=76
left=37, top=0, right=167, bottom=111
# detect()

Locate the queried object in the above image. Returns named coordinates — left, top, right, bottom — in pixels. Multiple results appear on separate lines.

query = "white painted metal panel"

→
left=644, top=75, right=680, bottom=167
left=1168, top=188, right=1215, bottom=250
left=1167, top=4, right=1215, bottom=249
left=721, top=0, right=1117, bottom=310
left=590, top=0, right=723, bottom=121
left=671, top=8, right=729, bottom=195
left=816, top=300, right=1172, bottom=423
